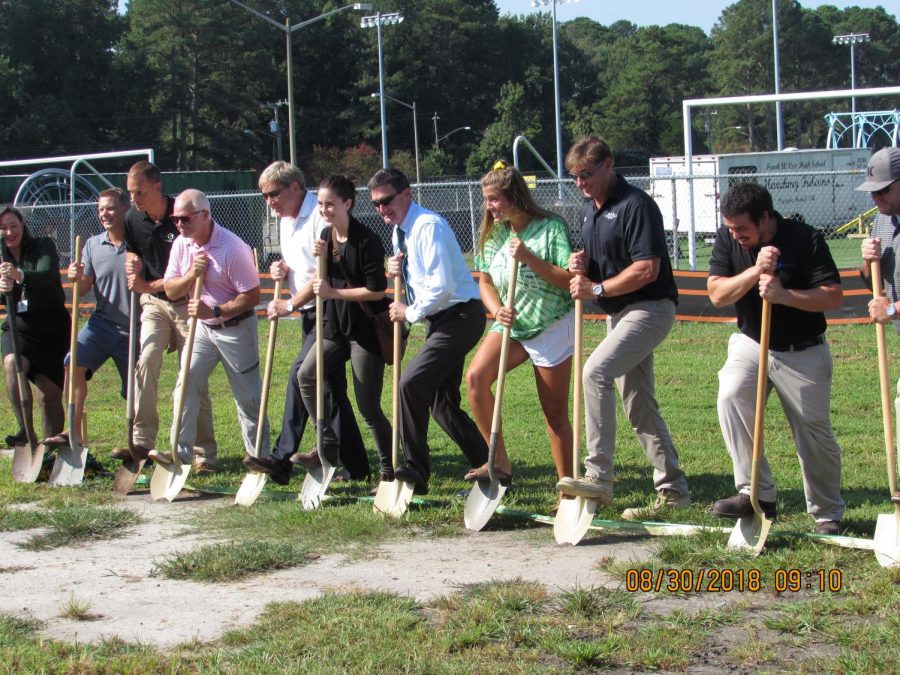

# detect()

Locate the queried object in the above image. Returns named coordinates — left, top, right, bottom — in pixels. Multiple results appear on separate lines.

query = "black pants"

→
left=399, top=299, right=488, bottom=481
left=271, top=309, right=369, bottom=478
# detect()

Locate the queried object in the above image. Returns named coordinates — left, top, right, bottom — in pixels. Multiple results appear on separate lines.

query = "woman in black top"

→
left=0, top=206, right=70, bottom=446
left=298, top=176, right=393, bottom=478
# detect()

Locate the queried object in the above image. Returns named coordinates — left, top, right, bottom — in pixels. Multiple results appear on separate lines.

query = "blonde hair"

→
left=477, top=161, right=555, bottom=255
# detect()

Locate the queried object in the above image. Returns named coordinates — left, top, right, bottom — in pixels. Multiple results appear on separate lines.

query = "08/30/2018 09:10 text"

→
left=625, top=568, right=843, bottom=593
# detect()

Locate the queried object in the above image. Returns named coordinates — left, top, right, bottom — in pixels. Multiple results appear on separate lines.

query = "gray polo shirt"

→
left=871, top=212, right=900, bottom=335
left=82, top=232, right=130, bottom=331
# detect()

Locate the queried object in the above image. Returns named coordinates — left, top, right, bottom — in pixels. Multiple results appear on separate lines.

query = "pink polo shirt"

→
left=165, top=221, right=259, bottom=325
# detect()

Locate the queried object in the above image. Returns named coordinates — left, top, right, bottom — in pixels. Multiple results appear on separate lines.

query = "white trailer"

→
left=649, top=148, right=871, bottom=238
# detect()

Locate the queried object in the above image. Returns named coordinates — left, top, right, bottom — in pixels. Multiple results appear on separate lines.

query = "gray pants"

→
left=298, top=338, right=392, bottom=473
left=583, top=299, right=688, bottom=493
left=177, top=317, right=268, bottom=458
left=717, top=332, right=844, bottom=521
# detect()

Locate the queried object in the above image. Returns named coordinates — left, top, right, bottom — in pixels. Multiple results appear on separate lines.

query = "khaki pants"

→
left=717, top=332, right=844, bottom=520
left=582, top=299, right=688, bottom=494
left=134, top=293, right=217, bottom=463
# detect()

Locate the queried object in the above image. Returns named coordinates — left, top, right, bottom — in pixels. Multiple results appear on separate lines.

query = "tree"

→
left=465, top=82, right=542, bottom=175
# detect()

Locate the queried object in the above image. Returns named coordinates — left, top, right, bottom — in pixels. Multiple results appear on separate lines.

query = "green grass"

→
left=152, top=540, right=309, bottom=582
left=1, top=319, right=898, bottom=670
left=18, top=505, right=141, bottom=551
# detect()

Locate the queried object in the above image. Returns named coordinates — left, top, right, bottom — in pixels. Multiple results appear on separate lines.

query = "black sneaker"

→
left=85, top=453, right=111, bottom=478
left=242, top=455, right=292, bottom=485
left=814, top=520, right=842, bottom=536
left=4, top=430, right=26, bottom=448
left=711, top=493, right=777, bottom=520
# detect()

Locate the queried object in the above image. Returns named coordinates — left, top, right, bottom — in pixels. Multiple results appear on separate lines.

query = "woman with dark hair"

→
left=298, top=175, right=393, bottom=482
left=465, top=161, right=575, bottom=493
left=0, top=206, right=70, bottom=446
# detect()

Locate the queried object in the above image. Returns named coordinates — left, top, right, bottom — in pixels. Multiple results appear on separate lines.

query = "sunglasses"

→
left=172, top=210, right=202, bottom=225
left=569, top=163, right=603, bottom=182
left=372, top=191, right=400, bottom=208
left=262, top=185, right=288, bottom=200
left=873, top=181, right=896, bottom=197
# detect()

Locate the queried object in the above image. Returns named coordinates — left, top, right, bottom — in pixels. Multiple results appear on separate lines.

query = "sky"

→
left=494, top=0, right=894, bottom=34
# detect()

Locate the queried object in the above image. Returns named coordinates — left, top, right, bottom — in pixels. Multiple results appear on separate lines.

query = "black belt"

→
left=770, top=335, right=825, bottom=353
left=207, top=309, right=254, bottom=330
left=152, top=291, right=187, bottom=304
left=427, top=298, right=481, bottom=323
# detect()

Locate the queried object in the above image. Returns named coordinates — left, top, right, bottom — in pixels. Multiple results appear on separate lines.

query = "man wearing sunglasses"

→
left=242, top=161, right=367, bottom=486
left=148, top=190, right=266, bottom=468
left=859, top=147, right=900, bottom=505
left=369, top=168, right=488, bottom=495
left=123, top=161, right=218, bottom=473
left=557, top=136, right=690, bottom=521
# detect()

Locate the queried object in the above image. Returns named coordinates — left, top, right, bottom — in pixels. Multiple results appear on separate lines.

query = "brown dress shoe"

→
left=290, top=449, right=321, bottom=468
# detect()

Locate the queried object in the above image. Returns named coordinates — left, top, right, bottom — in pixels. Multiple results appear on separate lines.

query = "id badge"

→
left=16, top=299, right=28, bottom=314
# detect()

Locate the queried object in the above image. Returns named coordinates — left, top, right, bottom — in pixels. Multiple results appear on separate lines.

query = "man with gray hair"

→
left=148, top=189, right=267, bottom=467
left=241, top=161, right=367, bottom=485
left=858, top=146, right=900, bottom=503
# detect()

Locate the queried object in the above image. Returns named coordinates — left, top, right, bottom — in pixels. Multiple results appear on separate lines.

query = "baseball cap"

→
left=856, top=147, right=900, bottom=192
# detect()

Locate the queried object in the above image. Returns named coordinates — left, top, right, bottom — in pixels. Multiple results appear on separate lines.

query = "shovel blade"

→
left=12, top=443, right=44, bottom=483
left=234, top=472, right=268, bottom=507
left=727, top=513, right=772, bottom=555
left=554, top=497, right=597, bottom=545
left=112, top=458, right=147, bottom=495
left=373, top=479, right=415, bottom=518
left=149, top=458, right=191, bottom=502
left=464, top=481, right=507, bottom=531
left=874, top=512, right=900, bottom=567
left=48, top=445, right=88, bottom=486
left=298, top=465, right=335, bottom=511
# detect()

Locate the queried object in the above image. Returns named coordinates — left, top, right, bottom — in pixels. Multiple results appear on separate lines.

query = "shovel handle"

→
left=169, top=272, right=205, bottom=453
left=749, top=298, right=771, bottom=509
left=67, top=236, right=83, bottom=442
left=487, top=259, right=519, bottom=481
left=254, top=278, right=282, bottom=457
left=871, top=261, right=898, bottom=495
left=572, top=298, right=583, bottom=481
left=391, top=275, right=402, bottom=470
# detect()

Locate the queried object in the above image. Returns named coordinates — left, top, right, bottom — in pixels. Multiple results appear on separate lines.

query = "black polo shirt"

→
left=708, top=214, right=840, bottom=349
left=581, top=173, right=678, bottom=315
left=123, top=196, right=178, bottom=282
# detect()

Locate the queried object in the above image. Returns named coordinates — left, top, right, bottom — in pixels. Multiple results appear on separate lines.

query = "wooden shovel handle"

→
left=749, top=298, right=771, bottom=507
left=872, top=260, right=898, bottom=495
left=254, top=278, right=282, bottom=456
left=572, top=298, right=583, bottom=480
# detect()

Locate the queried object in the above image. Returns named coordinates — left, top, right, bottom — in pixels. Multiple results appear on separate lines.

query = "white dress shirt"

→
left=280, top=191, right=324, bottom=309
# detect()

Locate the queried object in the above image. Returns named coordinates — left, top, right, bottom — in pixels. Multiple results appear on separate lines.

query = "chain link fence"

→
left=12, top=168, right=872, bottom=272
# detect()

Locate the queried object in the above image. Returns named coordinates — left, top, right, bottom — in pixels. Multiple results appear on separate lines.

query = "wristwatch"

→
left=212, top=305, right=222, bottom=319
left=591, top=282, right=604, bottom=298
left=286, top=301, right=295, bottom=314
left=887, top=302, right=897, bottom=319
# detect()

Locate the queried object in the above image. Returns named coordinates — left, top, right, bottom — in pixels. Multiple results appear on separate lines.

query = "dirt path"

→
left=0, top=492, right=658, bottom=648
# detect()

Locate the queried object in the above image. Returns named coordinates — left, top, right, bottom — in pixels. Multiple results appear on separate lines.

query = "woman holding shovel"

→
left=298, top=175, right=393, bottom=485
left=465, top=162, right=574, bottom=492
left=0, top=206, right=69, bottom=449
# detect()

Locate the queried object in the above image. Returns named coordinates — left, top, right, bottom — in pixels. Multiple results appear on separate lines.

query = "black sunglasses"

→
left=262, top=185, right=288, bottom=200
left=569, top=163, right=603, bottom=182
left=172, top=210, right=202, bottom=225
left=372, top=191, right=400, bottom=208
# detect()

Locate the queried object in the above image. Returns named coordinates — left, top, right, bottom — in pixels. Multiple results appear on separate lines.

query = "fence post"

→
left=467, top=181, right=476, bottom=258
left=671, top=176, right=680, bottom=270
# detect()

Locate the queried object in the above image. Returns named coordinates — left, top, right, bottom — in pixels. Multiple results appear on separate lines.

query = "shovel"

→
left=870, top=261, right=900, bottom=566
left=299, top=253, right=335, bottom=510
left=235, top=279, right=282, bottom=506
left=113, top=291, right=146, bottom=494
left=554, top=298, right=597, bottom=545
left=464, top=260, right=519, bottom=530
left=727, top=298, right=773, bottom=555
left=373, top=276, right=415, bottom=517
left=49, top=236, right=89, bottom=486
left=3, top=244, right=45, bottom=482
left=150, top=273, right=204, bottom=502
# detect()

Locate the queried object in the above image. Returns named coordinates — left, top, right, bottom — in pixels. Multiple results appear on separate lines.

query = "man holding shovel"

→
left=557, top=136, right=690, bottom=520
left=858, top=147, right=900, bottom=504
left=45, top=188, right=132, bottom=450
left=708, top=182, right=844, bottom=535
left=370, top=167, right=488, bottom=495
left=122, top=161, right=218, bottom=473
left=149, top=189, right=267, bottom=467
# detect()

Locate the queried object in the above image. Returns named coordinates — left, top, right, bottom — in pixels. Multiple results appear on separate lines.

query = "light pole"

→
left=772, top=0, right=784, bottom=150
left=229, top=1, right=372, bottom=166
left=263, top=100, right=287, bottom=161
left=371, top=93, right=419, bottom=186
left=530, top=0, right=578, bottom=183
left=833, top=32, right=870, bottom=146
left=361, top=12, right=404, bottom=169
left=436, top=126, right=472, bottom=147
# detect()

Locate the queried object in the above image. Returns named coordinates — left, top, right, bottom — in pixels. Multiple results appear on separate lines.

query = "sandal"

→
left=463, top=465, right=512, bottom=486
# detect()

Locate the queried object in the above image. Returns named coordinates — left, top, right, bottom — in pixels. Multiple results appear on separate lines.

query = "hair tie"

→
left=492, top=160, right=507, bottom=171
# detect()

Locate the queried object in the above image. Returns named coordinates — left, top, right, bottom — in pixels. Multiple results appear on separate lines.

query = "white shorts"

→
left=518, top=309, right=575, bottom=367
